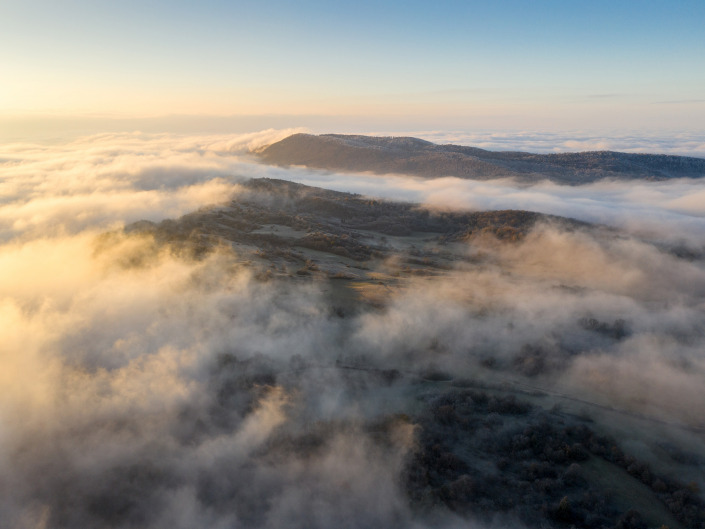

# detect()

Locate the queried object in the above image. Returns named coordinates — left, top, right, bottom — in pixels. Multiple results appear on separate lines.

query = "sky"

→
left=1, top=0, right=704, bottom=136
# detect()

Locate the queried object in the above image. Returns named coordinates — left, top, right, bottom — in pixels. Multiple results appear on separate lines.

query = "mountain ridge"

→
left=128, top=177, right=589, bottom=270
left=256, top=133, right=705, bottom=184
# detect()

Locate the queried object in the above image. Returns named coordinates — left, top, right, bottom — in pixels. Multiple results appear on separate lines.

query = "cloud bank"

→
left=1, top=131, right=704, bottom=528
left=0, top=129, right=301, bottom=241
left=285, top=172, right=705, bottom=247
left=386, top=130, right=705, bottom=158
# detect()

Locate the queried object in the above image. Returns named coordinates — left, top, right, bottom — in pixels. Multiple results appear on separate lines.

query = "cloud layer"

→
left=1, top=130, right=704, bottom=528
left=285, top=171, right=705, bottom=247
left=390, top=130, right=705, bottom=158
left=0, top=129, right=302, bottom=241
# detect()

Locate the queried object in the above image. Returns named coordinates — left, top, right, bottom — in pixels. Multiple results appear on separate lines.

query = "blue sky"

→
left=1, top=0, right=703, bottom=131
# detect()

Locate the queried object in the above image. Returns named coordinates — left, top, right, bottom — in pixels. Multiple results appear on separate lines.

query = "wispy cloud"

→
left=368, top=130, right=705, bottom=158
left=0, top=129, right=303, bottom=241
left=285, top=170, right=705, bottom=246
left=1, top=131, right=704, bottom=528
left=585, top=93, right=626, bottom=99
left=655, top=99, right=705, bottom=105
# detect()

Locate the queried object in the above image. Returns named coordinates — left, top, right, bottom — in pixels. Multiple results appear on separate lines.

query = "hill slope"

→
left=257, top=133, right=705, bottom=184
left=129, top=177, right=587, bottom=278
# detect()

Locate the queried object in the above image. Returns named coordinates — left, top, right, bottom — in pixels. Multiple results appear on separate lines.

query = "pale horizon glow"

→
left=1, top=0, right=704, bottom=135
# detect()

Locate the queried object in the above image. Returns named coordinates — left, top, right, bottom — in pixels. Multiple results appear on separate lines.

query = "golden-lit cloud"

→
left=0, top=129, right=303, bottom=240
left=1, top=131, right=704, bottom=528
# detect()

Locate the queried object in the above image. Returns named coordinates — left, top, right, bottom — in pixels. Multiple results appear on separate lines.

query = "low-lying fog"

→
left=1, top=131, right=704, bottom=528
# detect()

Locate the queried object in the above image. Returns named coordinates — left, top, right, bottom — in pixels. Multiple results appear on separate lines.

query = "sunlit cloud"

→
left=375, top=130, right=705, bottom=158
left=1, top=130, right=704, bottom=528
left=0, top=129, right=303, bottom=241
left=284, top=171, right=705, bottom=245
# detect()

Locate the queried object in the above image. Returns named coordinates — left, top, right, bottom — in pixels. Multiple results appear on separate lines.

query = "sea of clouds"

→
left=1, top=130, right=704, bottom=528
left=392, top=129, right=705, bottom=158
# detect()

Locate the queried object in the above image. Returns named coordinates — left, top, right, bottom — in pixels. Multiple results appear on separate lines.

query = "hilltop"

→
left=129, top=177, right=588, bottom=287
left=256, top=133, right=705, bottom=184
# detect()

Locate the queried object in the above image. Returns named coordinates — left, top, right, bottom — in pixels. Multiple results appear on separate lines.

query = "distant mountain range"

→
left=256, top=133, right=705, bottom=184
